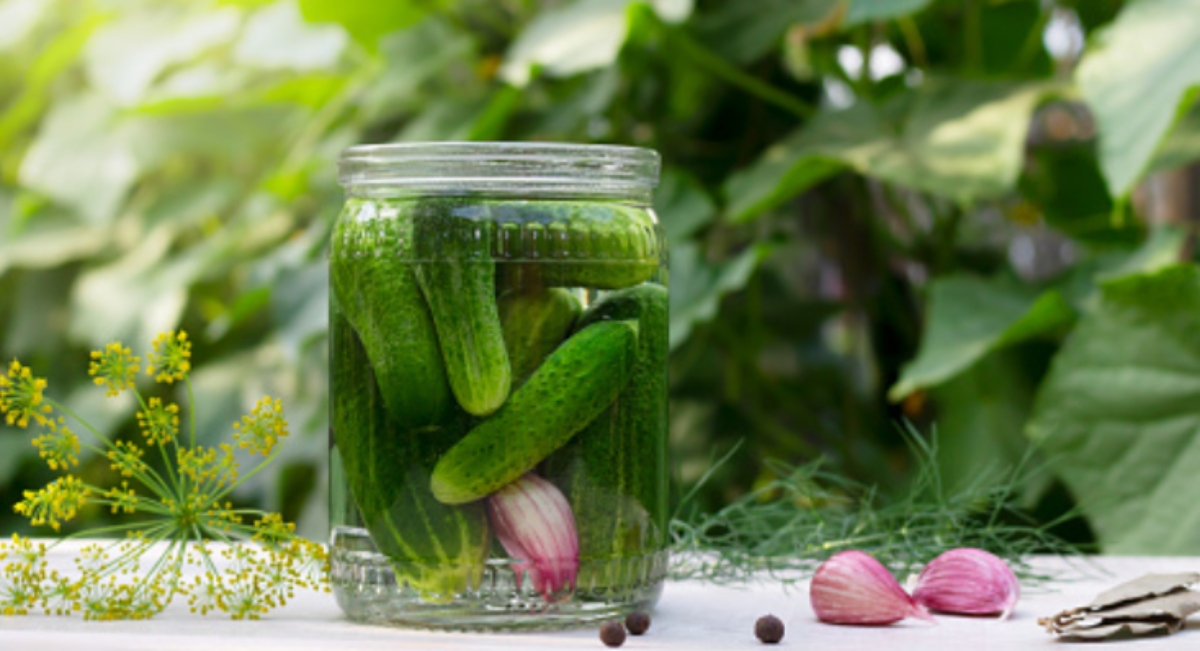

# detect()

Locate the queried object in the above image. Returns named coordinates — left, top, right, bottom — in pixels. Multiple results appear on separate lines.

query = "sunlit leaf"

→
left=296, top=0, right=437, bottom=51
left=83, top=6, right=240, bottom=106
left=1077, top=0, right=1200, bottom=197
left=233, top=0, right=347, bottom=72
left=500, top=0, right=693, bottom=85
left=726, top=79, right=1057, bottom=221
left=1028, top=264, right=1200, bottom=553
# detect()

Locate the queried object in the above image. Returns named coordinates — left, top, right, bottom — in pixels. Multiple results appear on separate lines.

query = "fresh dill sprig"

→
left=0, top=332, right=328, bottom=620
left=669, top=423, right=1079, bottom=587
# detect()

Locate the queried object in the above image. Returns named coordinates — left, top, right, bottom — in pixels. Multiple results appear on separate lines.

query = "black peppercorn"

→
left=755, top=614, right=784, bottom=644
left=625, top=611, right=651, bottom=635
left=600, top=620, right=627, bottom=647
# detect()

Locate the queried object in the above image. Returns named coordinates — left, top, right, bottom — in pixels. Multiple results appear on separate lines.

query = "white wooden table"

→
left=1, top=546, right=1198, bottom=650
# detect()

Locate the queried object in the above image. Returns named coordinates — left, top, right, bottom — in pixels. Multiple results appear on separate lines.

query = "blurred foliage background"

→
left=4, top=0, right=1200, bottom=553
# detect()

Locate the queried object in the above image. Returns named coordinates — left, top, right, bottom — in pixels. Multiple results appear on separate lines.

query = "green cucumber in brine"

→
left=332, top=311, right=489, bottom=600
left=543, top=284, right=669, bottom=583
left=329, top=200, right=452, bottom=429
left=499, top=287, right=583, bottom=385
left=430, top=319, right=640, bottom=505
left=414, top=199, right=511, bottom=417
left=492, top=201, right=660, bottom=291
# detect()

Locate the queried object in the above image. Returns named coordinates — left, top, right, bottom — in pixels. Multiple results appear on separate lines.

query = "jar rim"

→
left=338, top=142, right=661, bottom=198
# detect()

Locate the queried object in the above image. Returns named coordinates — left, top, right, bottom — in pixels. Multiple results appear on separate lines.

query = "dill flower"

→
left=89, top=343, right=140, bottom=397
left=232, top=397, right=288, bottom=456
left=14, top=476, right=91, bottom=531
left=0, top=360, right=52, bottom=428
left=0, top=332, right=328, bottom=620
left=136, top=398, right=180, bottom=446
left=107, top=440, right=147, bottom=478
left=31, top=418, right=81, bottom=471
left=146, top=331, right=192, bottom=384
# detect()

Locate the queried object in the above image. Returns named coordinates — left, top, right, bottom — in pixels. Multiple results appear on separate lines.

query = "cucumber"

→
left=330, top=200, right=452, bottom=429
left=430, top=319, right=640, bottom=505
left=544, top=284, right=669, bottom=578
left=492, top=201, right=660, bottom=291
left=331, top=309, right=489, bottom=600
left=414, top=199, right=511, bottom=417
left=499, top=288, right=583, bottom=385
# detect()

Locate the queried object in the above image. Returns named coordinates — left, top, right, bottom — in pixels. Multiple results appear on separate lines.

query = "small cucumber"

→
left=331, top=310, right=489, bottom=600
left=414, top=199, right=512, bottom=417
left=330, top=200, right=452, bottom=429
left=492, top=201, right=660, bottom=291
left=544, top=284, right=669, bottom=574
left=499, top=288, right=583, bottom=385
left=430, top=319, right=640, bottom=505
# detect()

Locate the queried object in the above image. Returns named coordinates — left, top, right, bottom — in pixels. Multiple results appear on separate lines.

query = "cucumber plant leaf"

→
left=726, top=80, right=1057, bottom=222
left=1028, top=265, right=1200, bottom=553
left=889, top=274, right=1073, bottom=401
left=1077, top=0, right=1200, bottom=197
left=669, top=241, right=769, bottom=350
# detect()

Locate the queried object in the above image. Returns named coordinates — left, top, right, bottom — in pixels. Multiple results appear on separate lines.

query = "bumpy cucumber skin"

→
left=331, top=309, right=489, bottom=600
left=499, top=288, right=583, bottom=385
left=545, top=284, right=669, bottom=576
left=430, top=320, right=640, bottom=505
left=330, top=200, right=452, bottom=429
left=492, top=201, right=660, bottom=290
left=414, top=199, right=512, bottom=417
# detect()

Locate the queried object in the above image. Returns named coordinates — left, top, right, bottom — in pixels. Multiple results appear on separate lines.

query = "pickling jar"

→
left=328, top=143, right=667, bottom=630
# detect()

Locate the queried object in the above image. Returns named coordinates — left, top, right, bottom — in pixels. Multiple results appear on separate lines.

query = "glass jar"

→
left=328, top=142, right=667, bottom=630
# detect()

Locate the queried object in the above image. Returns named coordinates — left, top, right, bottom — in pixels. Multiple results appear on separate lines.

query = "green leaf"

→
left=1076, top=0, right=1200, bottom=197
left=889, top=274, right=1073, bottom=401
left=669, top=241, right=769, bottom=350
left=1151, top=106, right=1200, bottom=174
left=232, top=1, right=346, bottom=71
left=297, top=0, right=440, bottom=51
left=1028, top=264, right=1200, bottom=553
left=500, top=0, right=692, bottom=85
left=654, top=169, right=716, bottom=242
left=726, top=79, right=1057, bottom=222
left=18, top=95, right=141, bottom=226
left=842, top=0, right=932, bottom=27
left=691, top=0, right=838, bottom=64
left=931, top=351, right=1050, bottom=506
left=83, top=6, right=240, bottom=105
left=1020, top=143, right=1133, bottom=246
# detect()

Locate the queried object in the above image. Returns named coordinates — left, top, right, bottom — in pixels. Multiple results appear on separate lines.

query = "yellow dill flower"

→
left=232, top=396, right=288, bottom=456
left=136, top=398, right=179, bottom=447
left=146, top=331, right=192, bottom=384
left=15, top=476, right=90, bottom=531
left=31, top=418, right=80, bottom=471
left=178, top=444, right=238, bottom=489
left=107, top=440, right=147, bottom=478
left=0, top=360, right=52, bottom=429
left=88, top=344, right=140, bottom=397
left=251, top=513, right=296, bottom=546
left=104, top=482, right=138, bottom=515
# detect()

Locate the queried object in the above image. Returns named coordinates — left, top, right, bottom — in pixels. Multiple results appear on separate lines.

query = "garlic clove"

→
left=811, top=550, right=934, bottom=625
left=913, top=548, right=1020, bottom=618
left=486, top=472, right=579, bottom=602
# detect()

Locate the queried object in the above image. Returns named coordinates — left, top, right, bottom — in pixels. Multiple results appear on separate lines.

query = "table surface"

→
left=2, top=544, right=1198, bottom=650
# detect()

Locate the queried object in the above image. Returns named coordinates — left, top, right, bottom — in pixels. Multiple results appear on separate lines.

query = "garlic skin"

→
left=486, top=472, right=579, bottom=602
left=811, top=550, right=934, bottom=625
left=913, top=548, right=1020, bottom=618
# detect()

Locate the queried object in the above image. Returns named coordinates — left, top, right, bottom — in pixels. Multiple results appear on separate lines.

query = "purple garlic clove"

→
left=913, top=548, right=1020, bottom=618
left=811, top=550, right=934, bottom=625
left=486, top=472, right=579, bottom=602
